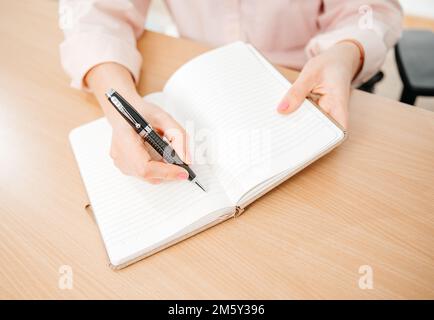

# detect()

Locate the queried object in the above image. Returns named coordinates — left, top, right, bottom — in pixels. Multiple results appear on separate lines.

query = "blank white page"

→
left=69, top=119, right=231, bottom=267
left=163, top=42, right=345, bottom=204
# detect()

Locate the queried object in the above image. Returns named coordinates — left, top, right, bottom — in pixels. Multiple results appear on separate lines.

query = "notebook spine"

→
left=235, top=206, right=245, bottom=217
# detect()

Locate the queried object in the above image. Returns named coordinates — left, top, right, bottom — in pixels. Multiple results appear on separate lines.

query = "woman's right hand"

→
left=85, top=62, right=191, bottom=184
left=109, top=97, right=191, bottom=184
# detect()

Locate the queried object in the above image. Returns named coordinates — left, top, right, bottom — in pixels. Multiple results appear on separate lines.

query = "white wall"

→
left=399, top=0, right=434, bottom=18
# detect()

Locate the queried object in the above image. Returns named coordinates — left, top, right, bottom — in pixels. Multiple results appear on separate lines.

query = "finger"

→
left=277, top=72, right=314, bottom=114
left=153, top=114, right=191, bottom=163
left=318, top=91, right=349, bottom=129
left=137, top=160, right=189, bottom=181
left=111, top=130, right=152, bottom=176
left=147, top=178, right=162, bottom=185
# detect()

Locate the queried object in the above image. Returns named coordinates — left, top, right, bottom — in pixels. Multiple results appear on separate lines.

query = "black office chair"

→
left=395, top=30, right=434, bottom=105
left=358, top=71, right=384, bottom=93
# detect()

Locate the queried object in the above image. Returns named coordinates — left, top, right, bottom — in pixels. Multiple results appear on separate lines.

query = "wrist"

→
left=85, top=62, right=141, bottom=127
left=85, top=62, right=137, bottom=95
left=336, top=40, right=365, bottom=80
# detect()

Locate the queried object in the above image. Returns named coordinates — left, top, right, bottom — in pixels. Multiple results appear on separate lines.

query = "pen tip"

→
left=195, top=180, right=207, bottom=192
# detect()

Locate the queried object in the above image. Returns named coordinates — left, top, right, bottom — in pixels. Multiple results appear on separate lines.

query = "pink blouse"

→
left=59, top=0, right=402, bottom=89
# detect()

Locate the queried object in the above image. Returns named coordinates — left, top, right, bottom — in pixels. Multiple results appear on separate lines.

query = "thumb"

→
left=277, top=73, right=313, bottom=114
left=318, top=90, right=349, bottom=129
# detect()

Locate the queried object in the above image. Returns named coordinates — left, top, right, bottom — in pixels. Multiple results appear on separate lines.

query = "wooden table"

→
left=1, top=1, right=433, bottom=299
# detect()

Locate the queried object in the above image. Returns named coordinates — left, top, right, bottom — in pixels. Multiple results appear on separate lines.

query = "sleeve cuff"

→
left=60, top=32, right=142, bottom=91
left=305, top=25, right=388, bottom=87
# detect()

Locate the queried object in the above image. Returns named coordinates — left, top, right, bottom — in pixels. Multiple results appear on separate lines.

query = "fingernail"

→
left=177, top=172, right=189, bottom=180
left=277, top=101, right=289, bottom=112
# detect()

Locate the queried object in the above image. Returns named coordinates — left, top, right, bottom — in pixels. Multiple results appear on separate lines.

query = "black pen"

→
left=105, top=89, right=207, bottom=192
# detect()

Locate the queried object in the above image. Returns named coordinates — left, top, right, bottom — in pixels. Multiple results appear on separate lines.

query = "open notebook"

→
left=70, top=42, right=346, bottom=269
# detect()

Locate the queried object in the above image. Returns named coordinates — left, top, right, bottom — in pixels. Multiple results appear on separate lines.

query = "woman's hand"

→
left=109, top=97, right=191, bottom=184
left=277, top=41, right=363, bottom=129
left=85, top=62, right=190, bottom=184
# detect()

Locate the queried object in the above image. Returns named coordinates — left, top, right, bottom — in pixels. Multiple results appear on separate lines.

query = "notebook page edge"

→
left=110, top=205, right=236, bottom=269
left=236, top=131, right=346, bottom=209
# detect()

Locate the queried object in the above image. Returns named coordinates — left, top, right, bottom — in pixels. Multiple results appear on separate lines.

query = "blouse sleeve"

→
left=306, top=0, right=403, bottom=86
left=59, top=0, right=150, bottom=90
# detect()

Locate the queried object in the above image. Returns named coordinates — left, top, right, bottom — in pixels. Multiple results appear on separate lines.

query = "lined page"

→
left=69, top=119, right=231, bottom=267
left=163, top=42, right=344, bottom=204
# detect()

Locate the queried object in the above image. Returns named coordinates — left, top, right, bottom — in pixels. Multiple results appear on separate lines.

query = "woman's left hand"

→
left=277, top=41, right=363, bottom=129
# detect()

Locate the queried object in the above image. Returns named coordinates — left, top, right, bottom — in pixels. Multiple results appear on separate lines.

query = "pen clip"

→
left=109, top=95, right=142, bottom=129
